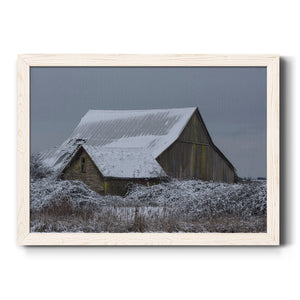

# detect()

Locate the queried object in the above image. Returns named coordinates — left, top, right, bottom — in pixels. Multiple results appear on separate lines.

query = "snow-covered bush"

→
left=30, top=154, right=54, bottom=180
left=30, top=163, right=266, bottom=233
left=30, top=178, right=103, bottom=213
left=126, top=179, right=266, bottom=220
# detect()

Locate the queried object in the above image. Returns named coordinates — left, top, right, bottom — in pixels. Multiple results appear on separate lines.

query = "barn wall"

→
left=104, top=178, right=161, bottom=196
left=156, top=112, right=235, bottom=183
left=62, top=148, right=105, bottom=194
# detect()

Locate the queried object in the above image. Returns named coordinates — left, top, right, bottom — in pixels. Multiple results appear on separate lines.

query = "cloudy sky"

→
left=30, top=67, right=266, bottom=178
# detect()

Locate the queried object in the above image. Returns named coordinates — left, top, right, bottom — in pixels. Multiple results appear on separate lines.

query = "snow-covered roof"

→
left=41, top=107, right=197, bottom=178
left=69, top=107, right=196, bottom=156
left=84, top=146, right=166, bottom=178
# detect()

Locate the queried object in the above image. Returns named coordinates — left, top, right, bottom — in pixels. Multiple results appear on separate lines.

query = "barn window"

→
left=81, top=157, right=86, bottom=173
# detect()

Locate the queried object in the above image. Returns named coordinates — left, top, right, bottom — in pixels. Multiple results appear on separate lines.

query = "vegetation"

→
left=30, top=155, right=267, bottom=233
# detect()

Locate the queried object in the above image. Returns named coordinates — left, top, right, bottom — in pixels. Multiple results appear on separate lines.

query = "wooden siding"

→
left=104, top=178, right=161, bottom=196
left=157, top=112, right=235, bottom=183
left=62, top=148, right=105, bottom=194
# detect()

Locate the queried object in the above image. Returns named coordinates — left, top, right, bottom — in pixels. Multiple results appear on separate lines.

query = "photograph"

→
left=29, top=65, right=267, bottom=233
left=4, top=1, right=296, bottom=298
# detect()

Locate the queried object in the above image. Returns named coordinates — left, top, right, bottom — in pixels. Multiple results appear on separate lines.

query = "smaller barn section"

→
left=62, top=146, right=166, bottom=195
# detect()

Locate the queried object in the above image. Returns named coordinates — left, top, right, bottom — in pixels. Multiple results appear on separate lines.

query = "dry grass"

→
left=30, top=202, right=266, bottom=233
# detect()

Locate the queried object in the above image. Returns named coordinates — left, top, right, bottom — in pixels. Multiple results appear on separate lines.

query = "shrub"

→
left=30, top=153, right=53, bottom=180
left=30, top=173, right=267, bottom=233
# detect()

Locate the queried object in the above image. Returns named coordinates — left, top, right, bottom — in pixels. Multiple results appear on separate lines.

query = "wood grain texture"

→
left=22, top=233, right=276, bottom=246
left=17, top=56, right=30, bottom=244
left=266, top=56, right=280, bottom=245
left=17, top=54, right=280, bottom=246
left=19, top=54, right=278, bottom=66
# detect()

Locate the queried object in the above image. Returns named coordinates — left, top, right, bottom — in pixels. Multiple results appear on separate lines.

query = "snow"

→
left=101, top=135, right=160, bottom=149
left=71, top=107, right=196, bottom=157
left=40, top=139, right=84, bottom=172
left=80, top=107, right=195, bottom=126
left=84, top=146, right=166, bottom=178
left=30, top=175, right=267, bottom=233
left=40, top=107, right=197, bottom=178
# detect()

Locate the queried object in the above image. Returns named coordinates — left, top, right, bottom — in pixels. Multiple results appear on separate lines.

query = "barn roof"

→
left=69, top=107, right=196, bottom=157
left=41, top=107, right=197, bottom=178
left=83, top=146, right=167, bottom=178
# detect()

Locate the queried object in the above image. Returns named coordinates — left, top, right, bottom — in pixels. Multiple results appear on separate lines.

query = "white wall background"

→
left=0, top=0, right=298, bottom=299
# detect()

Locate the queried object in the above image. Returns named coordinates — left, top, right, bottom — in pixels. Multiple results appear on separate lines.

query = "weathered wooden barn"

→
left=41, top=107, right=236, bottom=195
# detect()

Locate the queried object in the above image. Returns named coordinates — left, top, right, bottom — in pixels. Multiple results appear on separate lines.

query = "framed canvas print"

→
left=17, top=54, right=279, bottom=245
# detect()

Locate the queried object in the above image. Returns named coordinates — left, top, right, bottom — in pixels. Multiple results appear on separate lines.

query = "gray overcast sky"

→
left=30, top=67, right=266, bottom=178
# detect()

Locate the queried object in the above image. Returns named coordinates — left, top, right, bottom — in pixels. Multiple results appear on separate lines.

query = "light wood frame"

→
left=17, top=54, right=279, bottom=246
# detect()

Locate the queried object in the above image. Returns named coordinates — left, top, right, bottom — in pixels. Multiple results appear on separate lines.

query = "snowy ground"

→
left=30, top=158, right=267, bottom=233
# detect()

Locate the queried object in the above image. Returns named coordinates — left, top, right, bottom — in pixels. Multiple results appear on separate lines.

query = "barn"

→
left=41, top=107, right=236, bottom=195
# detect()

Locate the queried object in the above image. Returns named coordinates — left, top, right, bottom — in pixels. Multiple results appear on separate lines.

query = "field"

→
left=30, top=157, right=267, bottom=233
